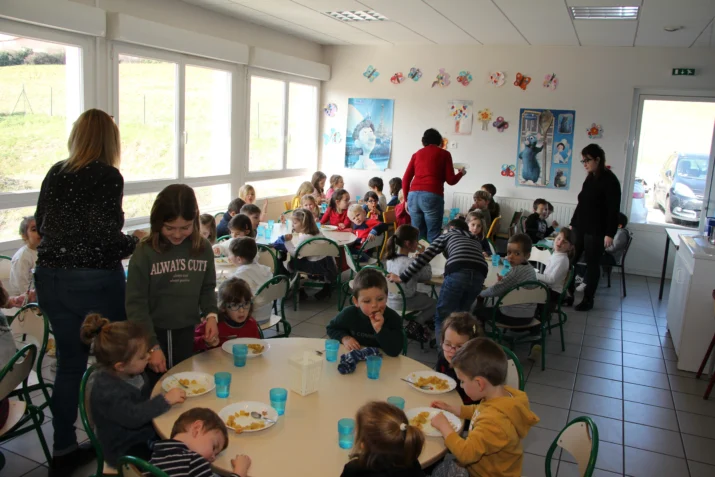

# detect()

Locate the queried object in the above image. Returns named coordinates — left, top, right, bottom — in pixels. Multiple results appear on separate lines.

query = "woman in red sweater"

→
left=402, top=129, right=466, bottom=242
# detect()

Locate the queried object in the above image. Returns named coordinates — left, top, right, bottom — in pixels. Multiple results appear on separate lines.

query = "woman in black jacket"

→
left=569, top=144, right=621, bottom=311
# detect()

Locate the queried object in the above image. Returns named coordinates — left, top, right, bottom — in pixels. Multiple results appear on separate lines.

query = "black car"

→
left=653, top=153, right=708, bottom=224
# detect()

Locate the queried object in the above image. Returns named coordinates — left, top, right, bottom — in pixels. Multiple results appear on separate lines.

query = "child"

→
left=347, top=204, right=388, bottom=248
left=149, top=407, right=251, bottom=477
left=362, top=191, right=384, bottom=222
left=387, top=178, right=402, bottom=207
left=216, top=198, right=245, bottom=239
left=199, top=214, right=217, bottom=245
left=341, top=401, right=425, bottom=477
left=395, top=190, right=411, bottom=228
left=326, top=175, right=344, bottom=201
left=430, top=338, right=539, bottom=477
left=525, top=199, right=558, bottom=244
left=435, top=313, right=483, bottom=405
left=468, top=190, right=492, bottom=229
left=387, top=219, right=487, bottom=342
left=321, top=189, right=352, bottom=230
left=80, top=313, right=186, bottom=467
left=312, top=171, right=327, bottom=203
left=536, top=228, right=573, bottom=302
left=326, top=268, right=403, bottom=357
left=292, top=181, right=314, bottom=210
left=576, top=212, right=629, bottom=292
left=212, top=214, right=253, bottom=257
left=126, top=184, right=219, bottom=373
left=238, top=184, right=267, bottom=221
left=240, top=203, right=262, bottom=234
left=194, top=277, right=261, bottom=351
left=227, top=238, right=273, bottom=324
left=466, top=211, right=492, bottom=257
left=384, top=225, right=436, bottom=326
left=8, top=216, right=40, bottom=296
left=301, top=194, right=321, bottom=221
left=368, top=177, right=387, bottom=211
left=481, top=183, right=500, bottom=220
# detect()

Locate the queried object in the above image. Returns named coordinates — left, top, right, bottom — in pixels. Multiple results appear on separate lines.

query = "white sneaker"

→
left=576, top=283, right=586, bottom=292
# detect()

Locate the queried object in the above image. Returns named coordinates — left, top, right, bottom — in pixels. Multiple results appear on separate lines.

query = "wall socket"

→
left=450, top=141, right=458, bottom=149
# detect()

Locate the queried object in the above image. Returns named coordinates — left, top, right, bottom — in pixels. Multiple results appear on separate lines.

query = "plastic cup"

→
left=269, top=387, right=287, bottom=416
left=387, top=396, right=405, bottom=410
left=268, top=220, right=275, bottom=229
left=338, top=418, right=355, bottom=449
left=366, top=355, right=382, bottom=380
left=317, top=222, right=322, bottom=230
left=442, top=217, right=449, bottom=226
left=214, top=372, right=231, bottom=398
left=491, top=254, right=500, bottom=267
left=325, top=339, right=339, bottom=362
left=232, top=344, right=248, bottom=367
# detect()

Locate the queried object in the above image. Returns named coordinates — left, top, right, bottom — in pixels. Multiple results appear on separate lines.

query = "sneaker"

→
left=576, top=283, right=586, bottom=293
left=528, top=344, right=542, bottom=362
left=575, top=275, right=583, bottom=285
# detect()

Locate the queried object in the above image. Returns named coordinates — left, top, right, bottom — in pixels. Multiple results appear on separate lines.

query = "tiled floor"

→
left=3, top=274, right=715, bottom=476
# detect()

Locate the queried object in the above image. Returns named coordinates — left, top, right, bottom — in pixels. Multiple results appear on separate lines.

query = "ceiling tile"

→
left=494, top=0, right=580, bottom=46
left=349, top=21, right=435, bottom=44
left=635, top=0, right=715, bottom=47
left=691, top=21, right=713, bottom=47
left=424, top=0, right=527, bottom=45
left=574, top=19, right=638, bottom=46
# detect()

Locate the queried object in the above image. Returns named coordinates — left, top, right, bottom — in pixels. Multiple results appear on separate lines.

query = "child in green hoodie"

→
left=126, top=184, right=219, bottom=375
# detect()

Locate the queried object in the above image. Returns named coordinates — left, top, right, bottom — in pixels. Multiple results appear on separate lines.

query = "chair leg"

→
left=559, top=312, right=566, bottom=352
left=607, top=267, right=611, bottom=288
left=705, top=373, right=715, bottom=400
left=621, top=267, right=627, bottom=297
left=29, top=407, right=52, bottom=465
left=696, top=333, right=715, bottom=378
left=541, top=328, right=547, bottom=371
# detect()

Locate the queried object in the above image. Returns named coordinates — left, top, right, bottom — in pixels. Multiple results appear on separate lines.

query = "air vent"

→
left=570, top=6, right=639, bottom=20
left=325, top=11, right=388, bottom=22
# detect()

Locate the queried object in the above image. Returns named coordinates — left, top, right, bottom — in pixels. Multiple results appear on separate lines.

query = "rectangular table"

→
left=659, top=227, right=700, bottom=300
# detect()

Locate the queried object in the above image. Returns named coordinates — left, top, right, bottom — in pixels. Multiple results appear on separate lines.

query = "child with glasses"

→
left=435, top=312, right=484, bottom=405
left=193, top=277, right=260, bottom=351
left=362, top=191, right=384, bottom=222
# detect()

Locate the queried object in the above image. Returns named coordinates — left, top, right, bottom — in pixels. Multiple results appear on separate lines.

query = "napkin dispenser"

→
left=289, top=351, right=324, bottom=396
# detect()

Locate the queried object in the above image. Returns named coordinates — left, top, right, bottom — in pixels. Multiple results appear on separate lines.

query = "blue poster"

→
left=515, top=108, right=576, bottom=190
left=345, top=98, right=394, bottom=171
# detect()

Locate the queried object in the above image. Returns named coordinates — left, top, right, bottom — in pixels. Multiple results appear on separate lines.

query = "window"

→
left=123, top=185, right=231, bottom=221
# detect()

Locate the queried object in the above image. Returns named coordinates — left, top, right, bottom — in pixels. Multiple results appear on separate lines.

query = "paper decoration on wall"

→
left=516, top=108, right=576, bottom=190
left=477, top=108, right=493, bottom=131
left=323, top=128, right=342, bottom=145
left=489, top=71, right=505, bottom=87
left=363, top=65, right=379, bottom=82
left=587, top=123, right=603, bottom=139
left=324, top=103, right=337, bottom=117
left=493, top=116, right=509, bottom=132
left=345, top=98, right=394, bottom=171
left=447, top=100, right=473, bottom=135
left=514, top=73, right=531, bottom=90
left=408, top=67, right=422, bottom=82
left=543, top=73, right=558, bottom=91
left=441, top=137, right=449, bottom=149
left=390, top=72, right=405, bottom=84
left=432, top=68, right=451, bottom=88
left=457, top=71, right=472, bottom=86
left=501, top=164, right=516, bottom=177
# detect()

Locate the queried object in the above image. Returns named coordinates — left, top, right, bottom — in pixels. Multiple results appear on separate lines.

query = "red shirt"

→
left=353, top=219, right=384, bottom=243
left=193, top=317, right=261, bottom=352
left=320, top=208, right=351, bottom=228
left=395, top=203, right=411, bottom=227
left=402, top=145, right=464, bottom=199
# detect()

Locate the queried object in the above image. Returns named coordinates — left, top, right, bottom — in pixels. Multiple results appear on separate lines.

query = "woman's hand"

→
left=341, top=336, right=361, bottom=351
left=164, top=388, right=186, bottom=405
left=149, top=348, right=167, bottom=373
left=204, top=316, right=219, bottom=343
left=459, top=168, right=467, bottom=176
left=604, top=236, right=614, bottom=248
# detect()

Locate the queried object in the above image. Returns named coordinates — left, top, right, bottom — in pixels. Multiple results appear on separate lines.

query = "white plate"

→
left=320, top=225, right=337, bottom=231
left=453, top=163, right=470, bottom=170
left=221, top=338, right=270, bottom=358
left=403, top=371, right=457, bottom=395
left=215, top=257, right=232, bottom=265
left=405, top=407, right=462, bottom=437
left=162, top=372, right=214, bottom=397
left=219, top=401, right=278, bottom=434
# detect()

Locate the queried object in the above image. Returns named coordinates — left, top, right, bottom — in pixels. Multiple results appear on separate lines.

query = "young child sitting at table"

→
left=482, top=183, right=500, bottom=220
left=8, top=216, right=40, bottom=296
left=326, top=174, right=344, bottom=200
left=194, top=277, right=261, bottom=351
left=347, top=204, right=388, bottom=247
left=81, top=313, right=186, bottom=467
left=341, top=401, right=425, bottom=477
left=291, top=181, right=314, bottom=210
left=212, top=214, right=253, bottom=257
left=395, top=190, right=411, bottom=227
left=435, top=312, right=484, bottom=405
left=238, top=183, right=267, bottom=221
left=301, top=194, right=321, bottom=221
left=362, top=191, right=384, bottom=222
left=525, top=199, right=558, bottom=244
left=430, top=338, right=539, bottom=477
left=312, top=171, right=327, bottom=203
left=466, top=211, right=492, bottom=257
left=468, top=190, right=492, bottom=229
left=327, top=268, right=403, bottom=357
left=387, top=177, right=402, bottom=207
left=149, top=407, right=251, bottom=477
left=321, top=188, right=352, bottom=230
left=199, top=213, right=217, bottom=245
left=368, top=177, right=387, bottom=211
left=240, top=204, right=262, bottom=236
left=216, top=198, right=245, bottom=239
left=227, top=237, right=273, bottom=324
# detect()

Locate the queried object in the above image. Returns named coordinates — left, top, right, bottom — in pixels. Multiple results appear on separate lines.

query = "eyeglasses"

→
left=225, top=301, right=252, bottom=311
left=442, top=342, right=464, bottom=352
left=367, top=199, right=377, bottom=204
left=580, top=157, right=593, bottom=164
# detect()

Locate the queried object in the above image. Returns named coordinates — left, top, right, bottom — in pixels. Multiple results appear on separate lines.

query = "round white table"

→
left=152, top=338, right=463, bottom=477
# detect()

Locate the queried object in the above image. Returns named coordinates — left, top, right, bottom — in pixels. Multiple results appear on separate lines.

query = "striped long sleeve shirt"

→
left=399, top=229, right=488, bottom=283
left=149, top=440, right=241, bottom=477
left=480, top=263, right=538, bottom=318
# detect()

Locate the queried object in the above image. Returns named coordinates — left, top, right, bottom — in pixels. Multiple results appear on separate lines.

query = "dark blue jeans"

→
left=407, top=191, right=444, bottom=243
left=434, top=269, right=485, bottom=342
left=34, top=265, right=126, bottom=454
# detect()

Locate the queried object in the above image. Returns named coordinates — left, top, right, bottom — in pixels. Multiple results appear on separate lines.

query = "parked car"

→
left=630, top=178, right=648, bottom=223
left=653, top=152, right=708, bottom=224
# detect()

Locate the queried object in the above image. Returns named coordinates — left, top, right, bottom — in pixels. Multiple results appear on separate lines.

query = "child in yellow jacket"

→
left=430, top=338, right=539, bottom=477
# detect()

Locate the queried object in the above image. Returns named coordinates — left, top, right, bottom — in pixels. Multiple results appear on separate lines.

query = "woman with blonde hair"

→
left=33, top=109, right=144, bottom=474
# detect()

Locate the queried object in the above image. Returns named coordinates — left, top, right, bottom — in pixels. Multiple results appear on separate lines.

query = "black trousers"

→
left=570, top=228, right=605, bottom=300
left=147, top=325, right=196, bottom=387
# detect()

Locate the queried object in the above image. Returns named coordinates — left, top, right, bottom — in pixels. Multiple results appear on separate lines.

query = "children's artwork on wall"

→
left=489, top=71, right=505, bottom=87
left=323, top=128, right=342, bottom=145
left=432, top=68, right=450, bottom=88
left=408, top=67, right=422, bottom=81
left=363, top=65, right=379, bottom=82
left=456, top=71, right=472, bottom=86
left=515, top=108, right=576, bottom=190
left=493, top=116, right=509, bottom=132
left=345, top=98, right=394, bottom=171
left=587, top=123, right=603, bottom=139
left=543, top=73, right=558, bottom=91
left=447, top=100, right=473, bottom=135
left=324, top=103, right=337, bottom=117
left=390, top=72, right=405, bottom=84
left=477, top=108, right=493, bottom=131
left=501, top=164, right=516, bottom=177
left=514, top=73, right=531, bottom=90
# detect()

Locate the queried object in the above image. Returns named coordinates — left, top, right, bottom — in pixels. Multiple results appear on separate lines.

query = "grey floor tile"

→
left=557, top=461, right=622, bottom=477
left=544, top=354, right=579, bottom=373
left=578, top=359, right=622, bottom=381
left=660, top=335, right=675, bottom=349
left=624, top=401, right=679, bottom=432
left=623, top=382, right=673, bottom=409
left=668, top=375, right=711, bottom=396
left=290, top=322, right=329, bottom=339
left=622, top=367, right=670, bottom=390
left=624, top=446, right=689, bottom=477
left=580, top=347, right=622, bottom=365
left=622, top=353, right=666, bottom=373
left=592, top=300, right=622, bottom=312
left=20, top=465, right=50, bottom=477
left=1, top=421, right=86, bottom=464
left=0, top=449, right=42, bottom=477
left=524, top=382, right=573, bottom=409
left=562, top=440, right=624, bottom=474
left=682, top=433, right=715, bottom=466
left=531, top=403, right=570, bottom=431
left=655, top=317, right=667, bottom=327
left=677, top=411, right=715, bottom=439
left=621, top=313, right=655, bottom=325
left=568, top=411, right=623, bottom=445
left=523, top=427, right=560, bottom=457
left=588, top=310, right=621, bottom=320
left=622, top=331, right=661, bottom=346
left=522, top=452, right=559, bottom=477
left=624, top=422, right=685, bottom=458
left=563, top=322, right=586, bottom=335
left=527, top=368, right=577, bottom=390
left=571, top=391, right=623, bottom=420
left=587, top=317, right=622, bottom=330
left=621, top=341, right=662, bottom=359
left=664, top=359, right=698, bottom=378
left=585, top=326, right=622, bottom=340
left=621, top=305, right=655, bottom=317
left=546, top=331, right=584, bottom=347
left=574, top=374, right=622, bottom=399
left=621, top=321, right=659, bottom=336
left=661, top=347, right=678, bottom=361
left=547, top=344, right=582, bottom=359
left=689, top=460, right=715, bottom=477
left=305, top=308, right=338, bottom=326
left=672, top=391, right=715, bottom=418
left=582, top=335, right=622, bottom=352
left=657, top=325, right=669, bottom=337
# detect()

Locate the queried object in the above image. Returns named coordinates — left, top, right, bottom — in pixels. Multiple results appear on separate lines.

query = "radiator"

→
left=452, top=193, right=577, bottom=234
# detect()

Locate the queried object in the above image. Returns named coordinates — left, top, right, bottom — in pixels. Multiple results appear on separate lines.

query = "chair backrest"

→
left=383, top=209, right=396, bottom=227
left=545, top=417, right=599, bottom=477
left=255, top=275, right=290, bottom=306
left=9, top=304, right=49, bottom=376
left=344, top=245, right=361, bottom=273
left=360, top=233, right=385, bottom=253
left=618, top=231, right=634, bottom=266
left=530, top=247, right=553, bottom=271
left=500, top=346, right=525, bottom=391
left=256, top=244, right=277, bottom=273
left=296, top=237, right=340, bottom=259
left=284, top=201, right=292, bottom=211
left=486, top=216, right=502, bottom=240
left=0, top=344, right=36, bottom=401
left=497, top=281, right=549, bottom=308
left=213, top=212, right=223, bottom=221
left=557, top=267, right=576, bottom=308
left=518, top=215, right=528, bottom=234
left=217, top=235, right=231, bottom=243
left=509, top=211, right=523, bottom=229
left=0, top=255, right=11, bottom=282
left=487, top=238, right=497, bottom=257
left=118, top=456, right=169, bottom=477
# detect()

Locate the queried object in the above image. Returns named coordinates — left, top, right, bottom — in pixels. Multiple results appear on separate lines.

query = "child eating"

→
left=347, top=204, right=388, bottom=247
left=466, top=211, right=492, bottom=257
left=312, top=171, right=327, bottom=203
left=368, top=176, right=387, bottom=211
left=525, top=199, right=557, bottom=244
left=238, top=184, right=268, bottom=221
left=291, top=181, right=314, bottom=210
left=240, top=204, right=262, bottom=234
left=8, top=216, right=40, bottom=296
left=435, top=312, right=484, bottom=405
left=212, top=214, right=253, bottom=257
left=227, top=237, right=273, bottom=323
left=362, top=191, right=384, bottom=222
left=301, top=194, right=321, bottom=221
left=321, top=189, right=352, bottom=230
left=395, top=190, right=411, bottom=227
left=469, top=190, right=492, bottom=229
left=387, top=177, right=402, bottom=207
left=482, top=183, right=500, bottom=220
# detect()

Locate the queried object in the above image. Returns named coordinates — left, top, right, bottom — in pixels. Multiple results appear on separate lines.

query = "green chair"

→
left=216, top=235, right=231, bottom=243
left=545, top=267, right=575, bottom=353
left=118, top=456, right=168, bottom=477
left=356, top=233, right=386, bottom=267
left=255, top=275, right=292, bottom=338
left=0, top=344, right=51, bottom=471
left=79, top=365, right=118, bottom=476
left=213, top=212, right=224, bottom=221
left=290, top=237, right=341, bottom=311
left=0, top=255, right=11, bottom=281
left=545, top=417, right=599, bottom=477
left=501, top=345, right=525, bottom=391
left=257, top=244, right=278, bottom=275
left=339, top=244, right=362, bottom=311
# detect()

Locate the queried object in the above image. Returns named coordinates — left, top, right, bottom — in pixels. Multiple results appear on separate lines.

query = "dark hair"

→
left=581, top=143, right=607, bottom=175
left=240, top=204, right=261, bottom=216
left=440, top=312, right=483, bottom=344
left=228, top=237, right=257, bottom=261
left=147, top=184, right=203, bottom=255
left=312, top=171, right=327, bottom=194
left=350, top=401, right=424, bottom=471
left=556, top=142, right=565, bottom=150
left=546, top=202, right=554, bottom=213
left=18, top=216, right=35, bottom=240
left=363, top=191, right=382, bottom=213
left=291, top=208, right=320, bottom=236
left=329, top=174, right=343, bottom=188
left=532, top=198, right=547, bottom=211
left=199, top=213, right=217, bottom=244
left=481, top=183, right=496, bottom=197
left=447, top=218, right=468, bottom=231
left=388, top=178, right=402, bottom=196
left=329, top=188, right=350, bottom=212
left=421, top=128, right=442, bottom=147
left=385, top=225, right=419, bottom=261
left=557, top=228, right=576, bottom=259
left=368, top=177, right=384, bottom=192
left=170, top=408, right=229, bottom=449
left=473, top=190, right=491, bottom=204
left=227, top=198, right=245, bottom=214
left=618, top=212, right=628, bottom=228
left=80, top=313, right=149, bottom=368
left=217, top=277, right=254, bottom=318
left=352, top=268, right=388, bottom=299
left=508, top=233, right=532, bottom=256
left=228, top=214, right=253, bottom=234
left=452, top=338, right=508, bottom=385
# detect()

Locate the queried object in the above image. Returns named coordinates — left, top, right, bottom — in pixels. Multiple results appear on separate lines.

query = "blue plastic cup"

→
left=269, top=387, right=287, bottom=416
left=387, top=396, right=405, bottom=410
left=325, top=339, right=339, bottom=362
left=232, top=344, right=248, bottom=367
left=356, top=195, right=361, bottom=202
left=442, top=217, right=449, bottom=226
left=491, top=254, right=500, bottom=267
left=317, top=222, right=322, bottom=230
left=338, top=418, right=355, bottom=449
left=214, top=372, right=231, bottom=398
left=366, top=355, right=382, bottom=380
left=268, top=220, right=275, bottom=229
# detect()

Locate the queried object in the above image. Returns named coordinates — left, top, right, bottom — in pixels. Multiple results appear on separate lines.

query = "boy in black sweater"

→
left=216, top=198, right=246, bottom=239
left=525, top=198, right=558, bottom=243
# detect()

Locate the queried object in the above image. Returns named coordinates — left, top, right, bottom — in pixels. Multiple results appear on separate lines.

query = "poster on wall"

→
left=515, top=108, right=575, bottom=190
left=447, top=100, right=473, bottom=135
left=345, top=98, right=394, bottom=171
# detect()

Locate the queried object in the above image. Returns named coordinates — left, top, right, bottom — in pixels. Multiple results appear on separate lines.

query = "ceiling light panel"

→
left=570, top=6, right=639, bottom=19
left=325, top=10, right=388, bottom=22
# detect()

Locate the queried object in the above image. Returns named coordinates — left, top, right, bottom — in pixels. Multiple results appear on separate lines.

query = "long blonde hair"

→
left=238, top=184, right=255, bottom=201
left=291, top=208, right=319, bottom=235
left=294, top=181, right=314, bottom=201
left=63, top=109, right=120, bottom=172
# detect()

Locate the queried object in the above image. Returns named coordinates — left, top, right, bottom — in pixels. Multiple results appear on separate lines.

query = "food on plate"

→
left=193, top=388, right=206, bottom=394
left=409, top=411, right=431, bottom=430
left=226, top=412, right=266, bottom=433
left=414, top=375, right=449, bottom=391
left=175, top=378, right=206, bottom=395
left=247, top=344, right=265, bottom=354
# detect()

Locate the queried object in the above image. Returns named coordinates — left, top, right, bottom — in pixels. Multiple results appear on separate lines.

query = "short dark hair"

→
left=474, top=190, right=491, bottom=203
left=368, top=177, right=384, bottom=192
left=582, top=143, right=607, bottom=175
left=451, top=338, right=507, bottom=385
left=240, top=204, right=261, bottom=216
left=421, top=128, right=442, bottom=147
left=481, top=184, right=496, bottom=197
left=217, top=277, right=254, bottom=318
left=352, top=268, right=388, bottom=299
left=228, top=237, right=257, bottom=261
left=546, top=202, right=554, bottom=213
left=389, top=177, right=402, bottom=196
left=227, top=198, right=246, bottom=214
left=618, top=212, right=628, bottom=228
left=508, top=233, right=532, bottom=256
left=170, top=408, right=229, bottom=450
left=363, top=191, right=380, bottom=207
left=532, top=198, right=547, bottom=211
left=447, top=218, right=468, bottom=231
left=228, top=214, right=252, bottom=233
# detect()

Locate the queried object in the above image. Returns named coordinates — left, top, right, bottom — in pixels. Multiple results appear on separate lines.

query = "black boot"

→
left=49, top=442, right=96, bottom=476
left=575, top=297, right=594, bottom=311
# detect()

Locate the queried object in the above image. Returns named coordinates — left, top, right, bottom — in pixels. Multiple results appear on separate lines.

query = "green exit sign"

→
left=672, top=68, right=696, bottom=76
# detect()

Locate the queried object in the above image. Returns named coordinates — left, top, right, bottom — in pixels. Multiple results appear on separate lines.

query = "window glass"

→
left=248, top=76, right=285, bottom=172
left=286, top=82, right=317, bottom=170
left=123, top=184, right=231, bottom=221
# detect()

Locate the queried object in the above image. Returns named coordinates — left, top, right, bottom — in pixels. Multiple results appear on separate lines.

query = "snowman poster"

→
left=344, top=98, right=394, bottom=171
left=515, top=108, right=575, bottom=190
